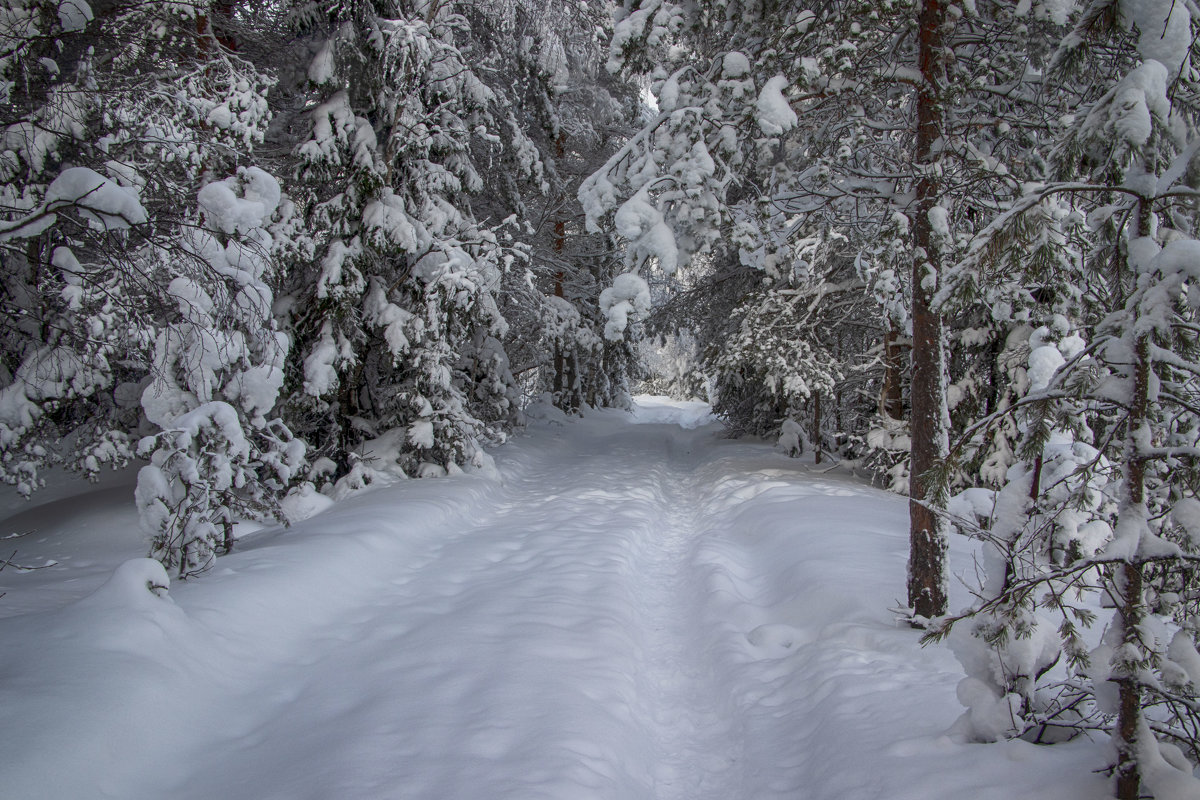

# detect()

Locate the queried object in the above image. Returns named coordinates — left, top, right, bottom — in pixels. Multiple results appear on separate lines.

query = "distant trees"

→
left=466, top=0, right=639, bottom=414
left=586, top=0, right=969, bottom=620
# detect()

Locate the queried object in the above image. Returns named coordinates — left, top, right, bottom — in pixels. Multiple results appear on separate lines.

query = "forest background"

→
left=4, top=2, right=1200, bottom=797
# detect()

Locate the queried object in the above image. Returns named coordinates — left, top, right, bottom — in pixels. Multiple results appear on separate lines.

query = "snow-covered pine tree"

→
left=136, top=166, right=305, bottom=577
left=1032, top=4, right=1200, bottom=788
left=281, top=1, right=532, bottom=482
left=0, top=2, right=278, bottom=505
left=931, top=2, right=1200, bottom=795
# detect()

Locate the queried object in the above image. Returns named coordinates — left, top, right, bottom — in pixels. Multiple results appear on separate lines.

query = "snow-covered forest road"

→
left=0, top=399, right=1106, bottom=799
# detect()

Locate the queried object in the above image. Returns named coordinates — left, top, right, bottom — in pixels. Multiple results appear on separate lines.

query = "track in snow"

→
left=178, top=415, right=754, bottom=800
left=0, top=399, right=1111, bottom=800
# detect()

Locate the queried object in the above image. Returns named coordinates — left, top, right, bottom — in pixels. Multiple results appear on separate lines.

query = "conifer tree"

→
left=0, top=2, right=294, bottom=574
left=933, top=3, right=1200, bottom=795
left=280, top=1, right=531, bottom=481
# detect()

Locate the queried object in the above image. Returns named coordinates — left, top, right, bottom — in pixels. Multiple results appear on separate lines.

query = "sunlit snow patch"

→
left=630, top=395, right=715, bottom=429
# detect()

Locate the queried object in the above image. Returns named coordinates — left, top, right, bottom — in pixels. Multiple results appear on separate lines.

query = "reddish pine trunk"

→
left=907, top=0, right=949, bottom=620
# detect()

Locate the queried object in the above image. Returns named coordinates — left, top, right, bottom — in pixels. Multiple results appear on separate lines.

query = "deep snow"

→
left=0, top=397, right=1112, bottom=799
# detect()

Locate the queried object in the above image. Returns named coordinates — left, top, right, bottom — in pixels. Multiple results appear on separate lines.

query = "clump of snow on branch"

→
left=755, top=75, right=796, bottom=136
left=600, top=273, right=652, bottom=341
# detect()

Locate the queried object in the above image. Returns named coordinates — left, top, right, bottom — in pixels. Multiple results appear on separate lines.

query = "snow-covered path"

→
left=0, top=399, right=1108, bottom=799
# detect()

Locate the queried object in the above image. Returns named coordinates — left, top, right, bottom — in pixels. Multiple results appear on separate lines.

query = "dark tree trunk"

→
left=907, top=0, right=950, bottom=620
left=881, top=324, right=905, bottom=421
left=812, top=393, right=822, bottom=465
left=1114, top=197, right=1153, bottom=800
left=552, top=133, right=570, bottom=410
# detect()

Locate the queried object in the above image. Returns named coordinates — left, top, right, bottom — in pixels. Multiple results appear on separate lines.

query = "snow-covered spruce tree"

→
left=136, top=167, right=305, bottom=577
left=0, top=3, right=305, bottom=575
left=0, top=2, right=278, bottom=508
left=280, top=1, right=533, bottom=483
left=929, top=3, right=1200, bottom=796
left=937, top=233, right=1200, bottom=797
left=0, top=0, right=143, bottom=496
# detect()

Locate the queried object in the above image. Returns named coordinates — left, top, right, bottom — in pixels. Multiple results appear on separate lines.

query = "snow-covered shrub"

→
left=138, top=403, right=267, bottom=575
left=935, top=317, right=1118, bottom=741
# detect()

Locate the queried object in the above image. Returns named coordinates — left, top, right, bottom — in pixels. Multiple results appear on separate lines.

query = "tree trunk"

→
left=835, top=330, right=844, bottom=439
left=567, top=351, right=580, bottom=413
left=812, top=392, right=822, bottom=465
left=1115, top=561, right=1145, bottom=800
left=552, top=133, right=569, bottom=410
left=552, top=267, right=566, bottom=404
left=881, top=324, right=905, bottom=421
left=907, top=0, right=950, bottom=620
left=1114, top=197, right=1153, bottom=800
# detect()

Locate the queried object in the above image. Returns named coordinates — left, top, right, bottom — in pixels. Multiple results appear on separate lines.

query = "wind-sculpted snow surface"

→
left=0, top=399, right=1109, bottom=799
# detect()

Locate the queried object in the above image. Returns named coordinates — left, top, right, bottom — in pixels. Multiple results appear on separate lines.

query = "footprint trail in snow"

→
left=0, top=398, right=1111, bottom=800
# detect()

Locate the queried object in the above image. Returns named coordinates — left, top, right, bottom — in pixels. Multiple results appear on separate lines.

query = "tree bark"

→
left=1114, top=197, right=1153, bottom=800
left=812, top=392, right=822, bottom=465
left=907, top=0, right=950, bottom=620
left=881, top=324, right=905, bottom=421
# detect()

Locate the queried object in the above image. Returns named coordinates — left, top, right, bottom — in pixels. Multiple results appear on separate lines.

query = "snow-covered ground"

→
left=0, top=397, right=1110, bottom=799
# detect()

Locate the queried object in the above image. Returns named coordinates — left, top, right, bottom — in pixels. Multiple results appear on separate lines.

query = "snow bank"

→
left=630, top=394, right=715, bottom=429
